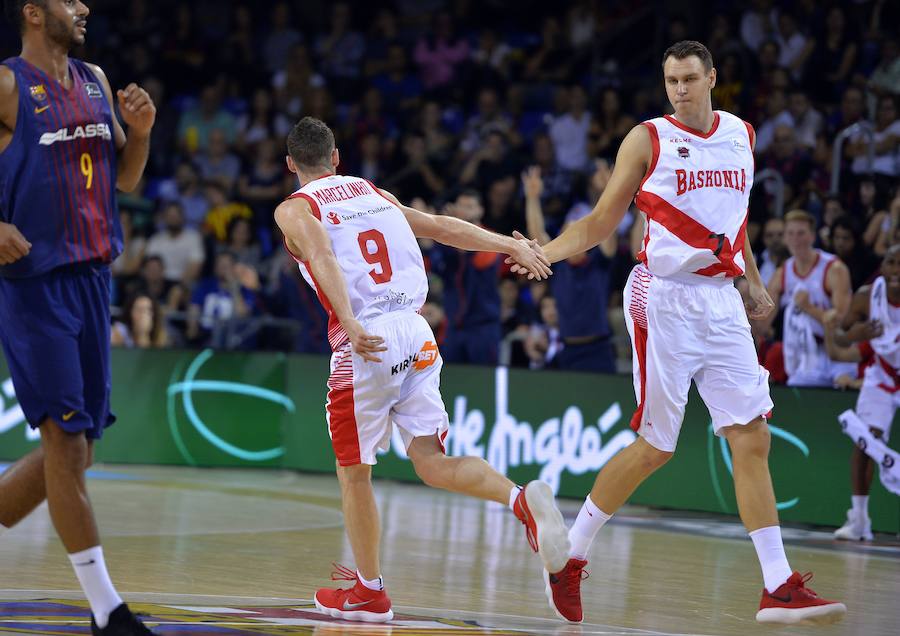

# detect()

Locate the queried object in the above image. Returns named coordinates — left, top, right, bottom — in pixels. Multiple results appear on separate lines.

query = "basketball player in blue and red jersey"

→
left=509, top=41, right=846, bottom=625
left=0, top=2, right=156, bottom=634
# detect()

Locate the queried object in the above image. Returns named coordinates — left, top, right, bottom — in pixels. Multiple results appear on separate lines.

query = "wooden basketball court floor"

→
left=0, top=463, right=897, bottom=636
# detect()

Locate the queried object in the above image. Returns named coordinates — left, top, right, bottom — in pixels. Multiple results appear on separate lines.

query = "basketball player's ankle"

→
left=357, top=570, right=384, bottom=591
left=68, top=546, right=123, bottom=629
left=568, top=495, right=612, bottom=561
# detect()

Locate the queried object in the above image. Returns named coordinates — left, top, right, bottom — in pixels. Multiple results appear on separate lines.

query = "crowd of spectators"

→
left=2, top=0, right=896, bottom=379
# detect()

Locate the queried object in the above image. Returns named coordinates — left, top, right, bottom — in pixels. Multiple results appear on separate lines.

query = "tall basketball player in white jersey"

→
left=509, top=42, right=846, bottom=625
left=273, top=117, right=571, bottom=623
left=766, top=210, right=853, bottom=386
left=829, top=245, right=900, bottom=540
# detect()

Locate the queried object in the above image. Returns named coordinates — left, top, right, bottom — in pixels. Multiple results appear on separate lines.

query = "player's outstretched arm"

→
left=274, top=197, right=386, bottom=362
left=540, top=124, right=650, bottom=264
left=378, top=187, right=552, bottom=280
left=88, top=64, right=155, bottom=192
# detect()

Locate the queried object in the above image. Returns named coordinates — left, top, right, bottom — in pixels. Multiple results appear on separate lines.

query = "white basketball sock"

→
left=851, top=495, right=869, bottom=519
left=357, top=570, right=384, bottom=591
left=68, top=546, right=123, bottom=628
left=508, top=485, right=521, bottom=511
left=568, top=495, right=612, bottom=560
left=749, top=526, right=793, bottom=593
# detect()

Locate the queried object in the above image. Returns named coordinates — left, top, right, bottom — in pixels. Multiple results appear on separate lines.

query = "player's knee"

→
left=336, top=462, right=372, bottom=487
left=640, top=445, right=674, bottom=471
left=39, top=419, right=88, bottom=467
left=726, top=417, right=770, bottom=459
left=411, top=454, right=447, bottom=489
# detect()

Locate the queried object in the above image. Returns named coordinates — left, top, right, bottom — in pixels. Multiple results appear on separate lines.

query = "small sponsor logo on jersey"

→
left=677, top=146, right=690, bottom=158
left=34, top=105, right=50, bottom=115
left=668, top=137, right=691, bottom=144
left=391, top=341, right=439, bottom=375
left=38, top=123, right=112, bottom=146
left=84, top=82, right=103, bottom=99
left=327, top=211, right=341, bottom=225
left=675, top=168, right=747, bottom=195
left=61, top=410, right=77, bottom=422
left=29, top=84, right=47, bottom=103
left=732, top=138, right=746, bottom=150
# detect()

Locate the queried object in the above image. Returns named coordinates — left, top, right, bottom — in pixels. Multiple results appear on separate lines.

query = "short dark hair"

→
left=287, top=116, right=335, bottom=170
left=662, top=40, right=714, bottom=73
left=4, top=0, right=44, bottom=33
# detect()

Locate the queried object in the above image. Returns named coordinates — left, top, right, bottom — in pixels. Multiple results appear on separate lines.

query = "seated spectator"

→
left=262, top=1, right=303, bottom=75
left=413, top=11, right=469, bottom=96
left=236, top=88, right=290, bottom=152
left=186, top=251, right=258, bottom=347
left=111, top=294, right=170, bottom=349
left=757, top=217, right=785, bottom=286
left=874, top=191, right=900, bottom=257
left=371, top=45, right=423, bottom=117
left=194, top=128, right=242, bottom=194
left=848, top=95, right=900, bottom=192
left=528, top=132, right=571, bottom=225
left=383, top=134, right=446, bottom=202
left=590, top=88, right=636, bottom=163
left=220, top=217, right=263, bottom=271
left=523, top=17, right=572, bottom=83
left=459, top=129, right=519, bottom=192
left=237, top=137, right=287, bottom=221
left=272, top=44, right=325, bottom=120
left=314, top=2, right=365, bottom=101
left=831, top=216, right=879, bottom=290
left=145, top=202, right=205, bottom=285
left=177, top=83, right=237, bottom=154
left=459, top=87, right=519, bottom=157
left=525, top=295, right=563, bottom=370
left=203, top=183, right=253, bottom=242
left=157, top=162, right=210, bottom=230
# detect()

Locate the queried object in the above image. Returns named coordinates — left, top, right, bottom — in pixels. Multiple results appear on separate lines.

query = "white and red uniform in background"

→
left=623, top=111, right=773, bottom=452
left=284, top=174, right=448, bottom=465
left=855, top=276, right=900, bottom=440
left=780, top=249, right=855, bottom=386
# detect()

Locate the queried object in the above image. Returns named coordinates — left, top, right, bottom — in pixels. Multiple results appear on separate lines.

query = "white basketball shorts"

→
left=623, top=264, right=774, bottom=452
left=325, top=311, right=449, bottom=466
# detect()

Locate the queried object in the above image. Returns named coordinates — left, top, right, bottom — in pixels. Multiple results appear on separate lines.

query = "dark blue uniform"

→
left=428, top=243, right=501, bottom=365
left=0, top=57, right=120, bottom=438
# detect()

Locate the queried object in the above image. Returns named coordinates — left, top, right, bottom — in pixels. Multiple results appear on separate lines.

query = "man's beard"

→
left=45, top=13, right=77, bottom=50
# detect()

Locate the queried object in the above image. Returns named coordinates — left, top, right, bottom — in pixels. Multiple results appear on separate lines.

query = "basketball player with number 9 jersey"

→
left=275, top=117, right=572, bottom=623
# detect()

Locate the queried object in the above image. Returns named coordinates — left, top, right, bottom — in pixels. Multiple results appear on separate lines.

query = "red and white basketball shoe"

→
left=756, top=571, right=846, bottom=624
left=314, top=563, right=394, bottom=622
left=543, top=558, right=589, bottom=623
left=513, top=481, right=571, bottom=574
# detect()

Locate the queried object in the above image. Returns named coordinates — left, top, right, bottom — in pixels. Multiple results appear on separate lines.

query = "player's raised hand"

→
left=846, top=319, right=883, bottom=341
left=344, top=318, right=387, bottom=363
left=0, top=222, right=32, bottom=265
left=507, top=230, right=552, bottom=280
left=117, top=83, right=156, bottom=136
left=746, top=281, right=775, bottom=320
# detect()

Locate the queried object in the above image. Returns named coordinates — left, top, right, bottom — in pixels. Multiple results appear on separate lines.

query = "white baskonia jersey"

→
left=635, top=110, right=755, bottom=280
left=284, top=174, right=428, bottom=350
left=780, top=249, right=838, bottom=339
left=868, top=276, right=900, bottom=369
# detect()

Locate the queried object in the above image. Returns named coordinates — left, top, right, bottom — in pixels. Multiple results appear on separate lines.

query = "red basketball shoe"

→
left=756, top=571, right=846, bottom=624
left=314, top=563, right=393, bottom=622
left=543, top=558, right=589, bottom=623
left=513, top=481, right=571, bottom=574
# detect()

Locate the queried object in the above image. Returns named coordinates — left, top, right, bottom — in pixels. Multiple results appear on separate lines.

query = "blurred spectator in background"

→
left=187, top=252, right=258, bottom=347
left=195, top=129, right=242, bottom=194
left=549, top=85, right=591, bottom=173
left=830, top=216, right=879, bottom=290
left=111, top=294, right=170, bottom=349
left=525, top=295, right=563, bottom=370
left=177, top=84, right=237, bottom=154
left=262, top=2, right=303, bottom=75
left=157, top=162, right=210, bottom=230
left=146, top=203, right=206, bottom=286
left=428, top=191, right=502, bottom=365
left=757, top=217, right=785, bottom=286
left=524, top=162, right=616, bottom=373
left=414, top=11, right=469, bottom=98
